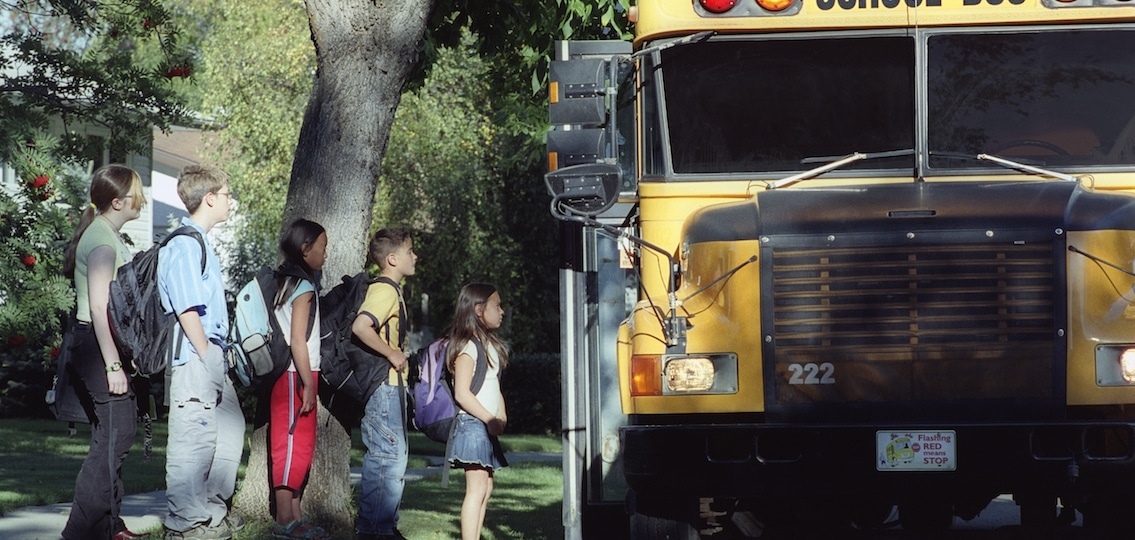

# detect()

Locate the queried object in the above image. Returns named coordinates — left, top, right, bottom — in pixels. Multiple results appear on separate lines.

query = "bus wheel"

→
left=897, top=502, right=953, bottom=531
left=1081, top=494, right=1135, bottom=539
left=629, top=512, right=700, bottom=540
left=1016, top=494, right=1057, bottom=530
left=849, top=500, right=895, bottom=530
left=627, top=491, right=700, bottom=539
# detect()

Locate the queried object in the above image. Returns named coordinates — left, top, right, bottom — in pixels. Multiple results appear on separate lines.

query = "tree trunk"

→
left=239, top=0, right=435, bottom=532
left=232, top=406, right=356, bottom=534
left=288, top=0, right=434, bottom=282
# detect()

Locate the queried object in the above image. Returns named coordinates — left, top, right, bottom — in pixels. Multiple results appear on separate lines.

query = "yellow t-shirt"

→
left=358, top=279, right=407, bottom=384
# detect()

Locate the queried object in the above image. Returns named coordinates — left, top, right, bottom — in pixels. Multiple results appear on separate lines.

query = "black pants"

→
left=61, top=324, right=137, bottom=540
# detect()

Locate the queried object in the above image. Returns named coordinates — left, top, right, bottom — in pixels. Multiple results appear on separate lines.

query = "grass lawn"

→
left=398, top=460, right=565, bottom=540
left=0, top=418, right=168, bottom=513
left=0, top=417, right=564, bottom=539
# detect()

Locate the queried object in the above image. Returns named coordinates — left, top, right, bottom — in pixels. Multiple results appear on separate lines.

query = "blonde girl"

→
left=61, top=164, right=147, bottom=540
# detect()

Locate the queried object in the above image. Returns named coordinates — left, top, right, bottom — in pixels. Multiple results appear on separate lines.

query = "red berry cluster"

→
left=165, top=66, right=191, bottom=78
left=22, top=254, right=37, bottom=267
left=26, top=174, right=52, bottom=200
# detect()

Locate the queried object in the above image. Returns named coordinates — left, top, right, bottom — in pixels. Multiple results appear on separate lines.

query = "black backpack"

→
left=108, top=226, right=205, bottom=376
left=46, top=318, right=94, bottom=424
left=319, top=274, right=404, bottom=415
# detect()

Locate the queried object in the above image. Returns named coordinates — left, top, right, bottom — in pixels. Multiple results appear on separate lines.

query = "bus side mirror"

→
left=545, top=162, right=621, bottom=217
left=550, top=58, right=608, bottom=126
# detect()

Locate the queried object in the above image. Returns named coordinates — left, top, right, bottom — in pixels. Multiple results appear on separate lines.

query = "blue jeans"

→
left=357, top=383, right=407, bottom=535
left=164, top=344, right=245, bottom=532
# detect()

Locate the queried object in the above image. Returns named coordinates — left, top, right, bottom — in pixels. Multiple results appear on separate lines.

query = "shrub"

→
left=501, top=352, right=560, bottom=435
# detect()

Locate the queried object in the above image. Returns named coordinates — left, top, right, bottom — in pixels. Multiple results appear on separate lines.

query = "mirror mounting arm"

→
left=550, top=197, right=685, bottom=352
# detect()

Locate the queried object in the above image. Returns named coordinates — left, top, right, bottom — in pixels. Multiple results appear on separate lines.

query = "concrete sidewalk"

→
left=0, top=453, right=559, bottom=540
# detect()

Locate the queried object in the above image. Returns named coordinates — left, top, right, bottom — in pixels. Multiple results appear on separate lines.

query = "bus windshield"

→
left=927, top=29, right=1135, bottom=170
left=659, top=28, right=1135, bottom=176
left=662, top=36, right=916, bottom=175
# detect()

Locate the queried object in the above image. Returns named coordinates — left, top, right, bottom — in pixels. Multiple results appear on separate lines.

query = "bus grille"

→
left=770, top=242, right=1056, bottom=403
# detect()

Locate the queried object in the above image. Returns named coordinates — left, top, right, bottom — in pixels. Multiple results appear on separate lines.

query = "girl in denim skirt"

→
left=445, top=283, right=509, bottom=540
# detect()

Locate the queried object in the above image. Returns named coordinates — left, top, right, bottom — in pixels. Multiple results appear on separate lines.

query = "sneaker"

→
left=222, top=514, right=247, bottom=533
left=273, top=518, right=331, bottom=540
left=356, top=530, right=406, bottom=540
left=163, top=523, right=233, bottom=540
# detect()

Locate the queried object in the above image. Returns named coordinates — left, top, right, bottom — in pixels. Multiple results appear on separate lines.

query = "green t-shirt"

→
left=74, top=216, right=131, bottom=323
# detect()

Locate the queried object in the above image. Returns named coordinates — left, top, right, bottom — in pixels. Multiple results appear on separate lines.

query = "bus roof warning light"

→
left=701, top=0, right=739, bottom=13
left=757, top=0, right=796, bottom=10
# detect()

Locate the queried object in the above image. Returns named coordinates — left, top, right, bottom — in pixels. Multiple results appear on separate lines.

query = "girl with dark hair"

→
left=269, top=219, right=331, bottom=540
left=445, top=283, right=510, bottom=540
left=61, top=164, right=148, bottom=540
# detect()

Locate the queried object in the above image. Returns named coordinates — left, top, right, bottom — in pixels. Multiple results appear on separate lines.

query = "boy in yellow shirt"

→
left=351, top=228, right=416, bottom=540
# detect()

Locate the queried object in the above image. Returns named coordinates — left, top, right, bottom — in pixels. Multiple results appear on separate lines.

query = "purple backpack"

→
left=412, top=336, right=487, bottom=443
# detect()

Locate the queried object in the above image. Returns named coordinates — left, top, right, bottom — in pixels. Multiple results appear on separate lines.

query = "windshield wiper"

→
left=929, top=151, right=1078, bottom=181
left=768, top=149, right=914, bottom=190
left=977, top=153, right=1079, bottom=182
left=764, top=148, right=1077, bottom=191
left=632, top=31, right=715, bottom=61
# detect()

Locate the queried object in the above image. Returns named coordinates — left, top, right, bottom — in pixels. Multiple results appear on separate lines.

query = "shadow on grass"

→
left=400, top=461, right=563, bottom=540
left=0, top=418, right=168, bottom=514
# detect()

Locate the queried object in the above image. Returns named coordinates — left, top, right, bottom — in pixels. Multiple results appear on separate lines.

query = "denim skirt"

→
left=447, top=413, right=509, bottom=471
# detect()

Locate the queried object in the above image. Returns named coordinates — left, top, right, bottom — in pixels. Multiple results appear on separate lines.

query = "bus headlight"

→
left=1095, top=345, right=1135, bottom=386
left=632, top=353, right=739, bottom=395
left=1121, top=349, right=1135, bottom=383
left=664, top=354, right=737, bottom=394
left=666, top=357, right=715, bottom=392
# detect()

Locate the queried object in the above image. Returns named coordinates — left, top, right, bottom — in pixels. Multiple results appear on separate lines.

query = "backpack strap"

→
left=162, top=226, right=207, bottom=273
left=159, top=226, right=207, bottom=409
left=372, top=276, right=409, bottom=438
left=445, top=337, right=490, bottom=408
left=160, top=226, right=207, bottom=363
left=371, top=276, right=407, bottom=349
left=470, top=337, right=488, bottom=395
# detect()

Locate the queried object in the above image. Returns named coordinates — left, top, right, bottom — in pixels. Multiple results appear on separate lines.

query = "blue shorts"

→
left=447, top=414, right=509, bottom=471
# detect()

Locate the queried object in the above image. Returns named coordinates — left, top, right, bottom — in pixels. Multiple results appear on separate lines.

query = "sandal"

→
left=271, top=518, right=331, bottom=540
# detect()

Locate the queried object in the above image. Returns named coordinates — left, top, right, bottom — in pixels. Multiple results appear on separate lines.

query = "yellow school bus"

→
left=547, top=0, right=1135, bottom=537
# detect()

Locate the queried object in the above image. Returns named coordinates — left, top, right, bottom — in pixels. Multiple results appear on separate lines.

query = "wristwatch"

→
left=105, top=361, right=123, bottom=373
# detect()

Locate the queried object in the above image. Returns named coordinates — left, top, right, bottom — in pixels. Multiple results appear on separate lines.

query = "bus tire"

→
left=627, top=491, right=700, bottom=539
left=898, top=502, right=953, bottom=531
left=629, top=512, right=700, bottom=540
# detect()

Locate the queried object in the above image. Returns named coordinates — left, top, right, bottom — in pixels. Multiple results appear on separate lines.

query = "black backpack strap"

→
left=163, top=324, right=183, bottom=407
left=162, top=226, right=207, bottom=273
left=372, top=276, right=407, bottom=349
left=470, top=337, right=488, bottom=395
left=372, top=276, right=409, bottom=437
left=160, top=226, right=207, bottom=375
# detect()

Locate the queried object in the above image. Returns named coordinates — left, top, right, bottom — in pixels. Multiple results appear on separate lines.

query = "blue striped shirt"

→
left=158, top=218, right=228, bottom=364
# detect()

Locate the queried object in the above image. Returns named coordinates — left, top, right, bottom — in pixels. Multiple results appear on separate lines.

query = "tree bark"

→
left=231, top=403, right=351, bottom=530
left=234, top=0, right=435, bottom=532
left=233, top=406, right=356, bottom=534
left=288, top=0, right=434, bottom=282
